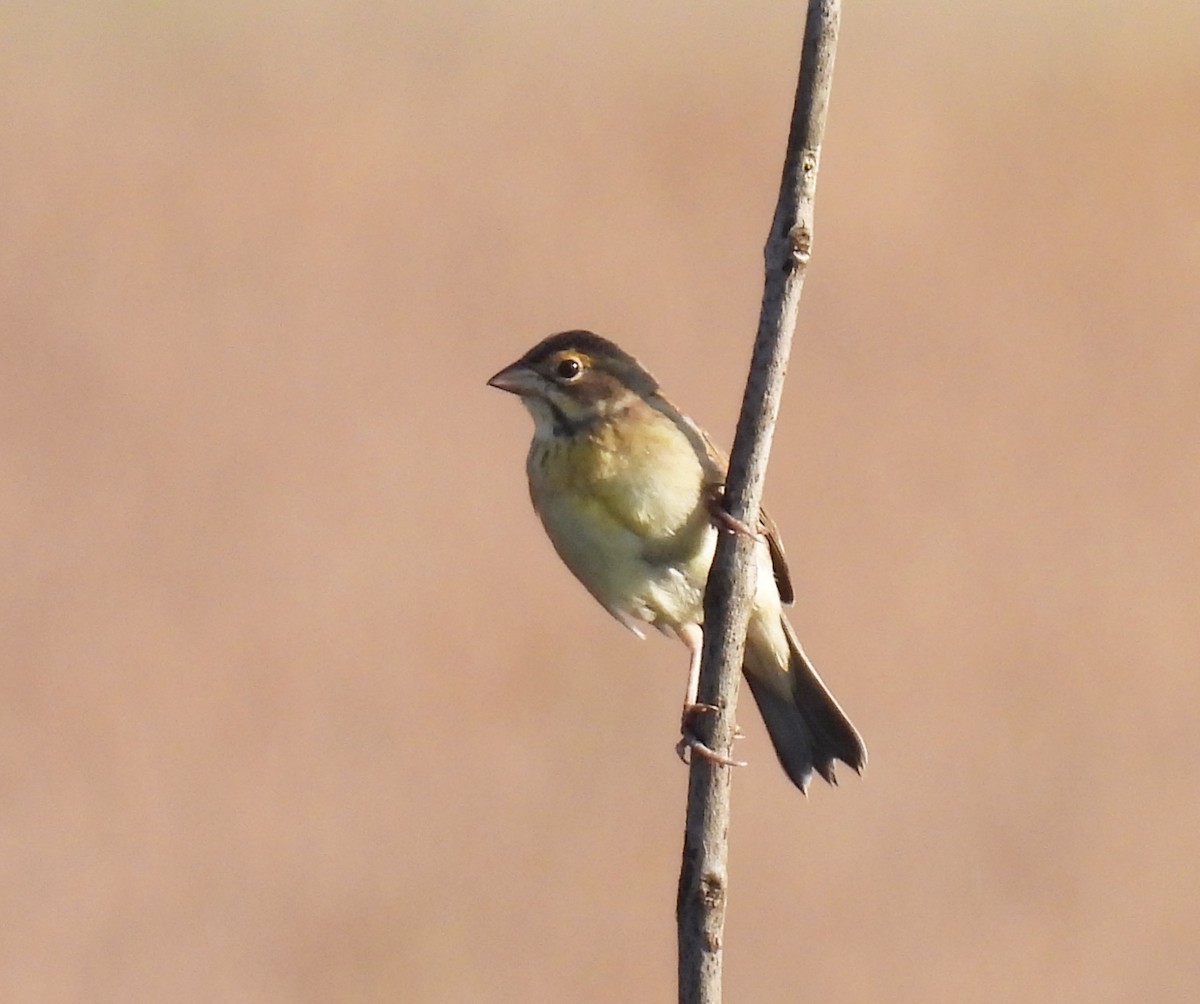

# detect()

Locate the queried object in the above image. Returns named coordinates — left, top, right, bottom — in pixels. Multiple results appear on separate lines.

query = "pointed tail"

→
left=743, top=616, right=866, bottom=794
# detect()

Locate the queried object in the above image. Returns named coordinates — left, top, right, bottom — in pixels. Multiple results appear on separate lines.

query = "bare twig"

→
left=676, top=3, right=842, bottom=1001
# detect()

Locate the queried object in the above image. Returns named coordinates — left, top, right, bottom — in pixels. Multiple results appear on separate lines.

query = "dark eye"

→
left=556, top=357, right=582, bottom=380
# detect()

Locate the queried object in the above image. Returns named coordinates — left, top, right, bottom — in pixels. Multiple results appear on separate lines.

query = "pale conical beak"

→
left=486, top=362, right=540, bottom=397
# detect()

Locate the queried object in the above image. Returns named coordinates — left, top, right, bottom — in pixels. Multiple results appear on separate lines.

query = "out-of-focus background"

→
left=3, top=2, right=1197, bottom=1000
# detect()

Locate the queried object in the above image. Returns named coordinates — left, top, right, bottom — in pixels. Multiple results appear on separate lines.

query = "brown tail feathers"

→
left=743, top=617, right=866, bottom=794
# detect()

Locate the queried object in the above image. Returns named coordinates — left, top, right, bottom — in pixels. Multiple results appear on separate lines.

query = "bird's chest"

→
left=525, top=422, right=715, bottom=629
left=528, top=421, right=704, bottom=541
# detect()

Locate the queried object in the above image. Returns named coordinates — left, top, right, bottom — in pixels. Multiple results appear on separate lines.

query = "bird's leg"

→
left=674, top=624, right=747, bottom=768
left=705, top=487, right=766, bottom=542
left=681, top=624, right=712, bottom=713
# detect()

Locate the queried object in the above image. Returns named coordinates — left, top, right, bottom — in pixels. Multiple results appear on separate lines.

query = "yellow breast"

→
left=525, top=408, right=715, bottom=633
left=530, top=410, right=705, bottom=539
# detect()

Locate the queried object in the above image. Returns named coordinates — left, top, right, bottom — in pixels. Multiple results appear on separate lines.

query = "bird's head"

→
left=487, top=330, right=659, bottom=437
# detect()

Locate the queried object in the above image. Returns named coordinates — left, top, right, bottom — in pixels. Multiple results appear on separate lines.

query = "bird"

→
left=487, top=330, right=865, bottom=793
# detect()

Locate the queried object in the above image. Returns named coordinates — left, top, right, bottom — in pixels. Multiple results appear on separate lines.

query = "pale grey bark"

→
left=676, top=3, right=842, bottom=1001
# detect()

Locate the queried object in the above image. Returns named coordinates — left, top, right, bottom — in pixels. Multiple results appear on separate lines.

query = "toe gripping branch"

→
left=705, top=489, right=765, bottom=543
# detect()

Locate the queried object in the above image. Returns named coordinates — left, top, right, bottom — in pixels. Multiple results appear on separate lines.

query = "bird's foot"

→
left=681, top=701, right=719, bottom=729
left=676, top=704, right=747, bottom=768
left=675, top=733, right=748, bottom=768
left=705, top=493, right=765, bottom=542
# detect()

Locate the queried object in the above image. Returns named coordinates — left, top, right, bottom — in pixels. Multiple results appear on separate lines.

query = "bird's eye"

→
left=555, top=357, right=582, bottom=380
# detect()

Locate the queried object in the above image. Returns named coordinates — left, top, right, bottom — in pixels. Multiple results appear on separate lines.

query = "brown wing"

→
left=758, top=506, right=794, bottom=605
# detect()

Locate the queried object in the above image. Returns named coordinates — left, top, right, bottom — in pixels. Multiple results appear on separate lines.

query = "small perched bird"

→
left=488, top=331, right=865, bottom=793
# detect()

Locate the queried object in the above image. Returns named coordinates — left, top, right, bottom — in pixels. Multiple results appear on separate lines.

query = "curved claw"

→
left=705, top=493, right=766, bottom=543
left=675, top=732, right=748, bottom=769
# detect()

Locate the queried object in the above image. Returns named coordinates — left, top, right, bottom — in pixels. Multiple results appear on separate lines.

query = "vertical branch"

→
left=676, top=3, right=842, bottom=1002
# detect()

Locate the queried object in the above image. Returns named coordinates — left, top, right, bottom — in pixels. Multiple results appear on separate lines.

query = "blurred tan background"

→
left=2, top=2, right=1198, bottom=1001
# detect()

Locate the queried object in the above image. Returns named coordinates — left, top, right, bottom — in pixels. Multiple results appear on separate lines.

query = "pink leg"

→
left=674, top=624, right=746, bottom=769
left=681, top=623, right=705, bottom=708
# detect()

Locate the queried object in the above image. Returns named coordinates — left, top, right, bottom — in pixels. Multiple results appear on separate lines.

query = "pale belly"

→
left=534, top=488, right=718, bottom=638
